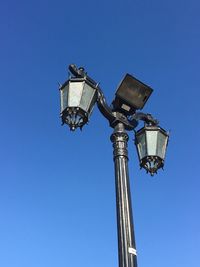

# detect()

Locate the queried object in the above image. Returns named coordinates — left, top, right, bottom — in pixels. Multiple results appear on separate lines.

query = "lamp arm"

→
left=96, top=87, right=141, bottom=130
left=130, top=112, right=159, bottom=126
left=96, top=87, right=117, bottom=123
left=69, top=64, right=98, bottom=85
left=69, top=64, right=84, bottom=78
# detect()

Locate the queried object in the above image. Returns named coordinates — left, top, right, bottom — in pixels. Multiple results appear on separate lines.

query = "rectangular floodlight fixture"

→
left=112, top=74, right=153, bottom=114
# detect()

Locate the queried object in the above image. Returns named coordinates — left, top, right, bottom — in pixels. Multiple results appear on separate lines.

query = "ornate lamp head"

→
left=60, top=77, right=98, bottom=130
left=135, top=125, right=169, bottom=175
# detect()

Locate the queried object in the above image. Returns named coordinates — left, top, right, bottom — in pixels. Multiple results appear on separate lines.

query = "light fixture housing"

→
left=60, top=77, right=98, bottom=130
left=135, top=125, right=169, bottom=175
left=112, top=74, right=153, bottom=115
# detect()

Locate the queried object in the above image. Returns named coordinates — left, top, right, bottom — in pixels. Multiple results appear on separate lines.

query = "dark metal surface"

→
left=131, top=112, right=159, bottom=126
left=111, top=123, right=137, bottom=267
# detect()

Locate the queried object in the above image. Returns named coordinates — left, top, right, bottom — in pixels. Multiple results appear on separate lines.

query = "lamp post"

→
left=59, top=64, right=169, bottom=267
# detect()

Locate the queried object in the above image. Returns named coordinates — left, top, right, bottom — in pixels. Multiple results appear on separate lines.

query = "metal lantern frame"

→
left=135, top=125, right=169, bottom=175
left=60, top=76, right=98, bottom=130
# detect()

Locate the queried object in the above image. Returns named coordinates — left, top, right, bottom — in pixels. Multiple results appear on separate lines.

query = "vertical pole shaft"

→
left=110, top=123, right=138, bottom=267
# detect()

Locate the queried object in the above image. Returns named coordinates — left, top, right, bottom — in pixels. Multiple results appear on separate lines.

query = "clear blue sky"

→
left=0, top=0, right=199, bottom=266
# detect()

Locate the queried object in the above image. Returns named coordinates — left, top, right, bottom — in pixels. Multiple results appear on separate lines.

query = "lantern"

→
left=135, top=125, right=169, bottom=175
left=60, top=77, right=98, bottom=130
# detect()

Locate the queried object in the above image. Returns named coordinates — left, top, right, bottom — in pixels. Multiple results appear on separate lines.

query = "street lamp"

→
left=59, top=64, right=169, bottom=267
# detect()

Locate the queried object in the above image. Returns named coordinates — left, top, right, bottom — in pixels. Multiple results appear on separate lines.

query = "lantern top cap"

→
left=59, top=76, right=97, bottom=91
left=136, top=125, right=169, bottom=136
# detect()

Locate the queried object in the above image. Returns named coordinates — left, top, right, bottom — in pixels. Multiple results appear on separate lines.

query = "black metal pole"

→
left=111, top=123, right=138, bottom=267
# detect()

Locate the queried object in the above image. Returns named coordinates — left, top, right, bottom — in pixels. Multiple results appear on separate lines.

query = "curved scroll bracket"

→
left=130, top=112, right=159, bottom=126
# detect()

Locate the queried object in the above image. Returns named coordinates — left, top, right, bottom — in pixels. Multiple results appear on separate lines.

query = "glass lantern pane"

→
left=60, top=84, right=69, bottom=112
left=68, top=81, right=84, bottom=107
left=146, top=130, right=158, bottom=156
left=157, top=131, right=168, bottom=159
left=136, top=132, right=147, bottom=160
left=79, top=83, right=96, bottom=112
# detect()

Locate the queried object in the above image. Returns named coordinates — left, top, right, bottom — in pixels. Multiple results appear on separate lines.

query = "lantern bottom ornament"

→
left=140, top=156, right=164, bottom=176
left=61, top=107, right=88, bottom=131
